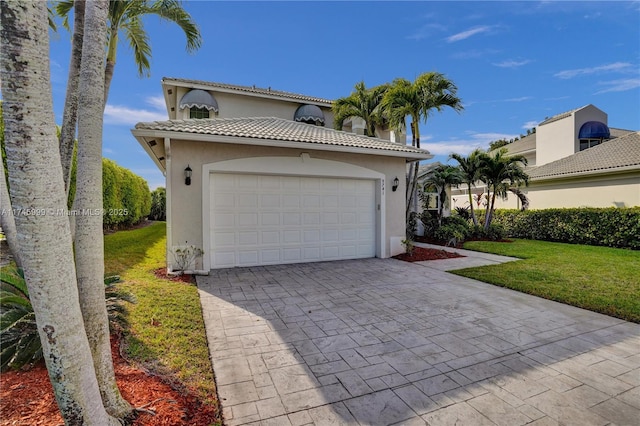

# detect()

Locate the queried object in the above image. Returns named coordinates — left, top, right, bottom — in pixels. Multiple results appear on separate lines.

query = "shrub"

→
left=488, top=208, right=640, bottom=249
left=149, top=187, right=166, bottom=221
left=0, top=269, right=134, bottom=371
left=484, top=223, right=506, bottom=241
left=420, top=210, right=439, bottom=238
left=102, top=159, right=151, bottom=230
left=434, top=216, right=470, bottom=244
left=0, top=268, right=39, bottom=371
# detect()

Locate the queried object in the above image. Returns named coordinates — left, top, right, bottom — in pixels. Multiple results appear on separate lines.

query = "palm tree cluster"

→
left=1, top=1, right=201, bottom=423
left=447, top=148, right=529, bottom=230
left=333, top=74, right=464, bottom=222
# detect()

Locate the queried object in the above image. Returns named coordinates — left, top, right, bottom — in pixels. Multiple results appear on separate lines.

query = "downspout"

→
left=164, top=137, right=173, bottom=273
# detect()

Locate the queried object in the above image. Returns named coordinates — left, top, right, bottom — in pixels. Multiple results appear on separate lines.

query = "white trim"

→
left=202, top=155, right=386, bottom=270
left=164, top=138, right=173, bottom=271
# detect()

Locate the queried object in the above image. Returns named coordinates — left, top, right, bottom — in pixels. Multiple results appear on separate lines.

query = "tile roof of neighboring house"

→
left=162, top=77, right=333, bottom=105
left=134, top=116, right=432, bottom=158
left=496, top=134, right=536, bottom=155
left=416, top=161, right=442, bottom=178
left=497, top=128, right=634, bottom=157
left=528, top=131, right=640, bottom=180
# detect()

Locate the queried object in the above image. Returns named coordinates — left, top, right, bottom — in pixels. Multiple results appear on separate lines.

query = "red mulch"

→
left=153, top=267, right=195, bottom=284
left=393, top=246, right=464, bottom=262
left=0, top=335, right=220, bottom=426
left=0, top=266, right=219, bottom=426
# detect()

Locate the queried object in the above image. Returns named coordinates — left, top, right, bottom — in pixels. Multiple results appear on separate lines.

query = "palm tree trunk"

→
left=405, top=120, right=421, bottom=227
left=485, top=190, right=497, bottom=230
left=103, top=25, right=118, bottom=108
left=75, top=0, right=132, bottom=418
left=0, top=2, right=118, bottom=424
left=467, top=183, right=477, bottom=226
left=0, top=156, right=21, bottom=268
left=59, top=0, right=84, bottom=196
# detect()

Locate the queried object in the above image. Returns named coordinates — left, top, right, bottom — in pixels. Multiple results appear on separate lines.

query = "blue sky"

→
left=47, top=1, right=640, bottom=189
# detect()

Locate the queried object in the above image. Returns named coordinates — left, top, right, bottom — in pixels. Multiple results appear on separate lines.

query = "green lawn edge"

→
left=454, top=239, right=640, bottom=323
left=104, top=222, right=221, bottom=416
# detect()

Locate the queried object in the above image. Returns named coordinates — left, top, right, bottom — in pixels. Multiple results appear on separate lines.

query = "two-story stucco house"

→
left=451, top=104, right=639, bottom=211
left=132, top=78, right=432, bottom=271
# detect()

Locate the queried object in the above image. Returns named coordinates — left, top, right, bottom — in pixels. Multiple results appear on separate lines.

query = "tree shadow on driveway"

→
left=196, top=258, right=640, bottom=426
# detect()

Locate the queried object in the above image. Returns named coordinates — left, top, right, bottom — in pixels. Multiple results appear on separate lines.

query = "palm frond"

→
left=147, top=0, right=202, bottom=51
left=122, top=17, right=152, bottom=76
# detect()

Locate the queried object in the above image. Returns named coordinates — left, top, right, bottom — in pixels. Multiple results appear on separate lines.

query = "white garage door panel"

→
left=210, top=173, right=376, bottom=268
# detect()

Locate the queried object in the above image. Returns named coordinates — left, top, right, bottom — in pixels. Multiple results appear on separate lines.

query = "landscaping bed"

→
left=0, top=335, right=217, bottom=426
left=393, top=246, right=464, bottom=262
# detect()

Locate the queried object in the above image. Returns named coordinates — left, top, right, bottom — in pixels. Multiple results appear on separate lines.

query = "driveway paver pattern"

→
left=196, top=259, right=640, bottom=426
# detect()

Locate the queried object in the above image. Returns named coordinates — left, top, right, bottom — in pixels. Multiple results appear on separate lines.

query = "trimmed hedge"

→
left=487, top=208, right=640, bottom=249
left=102, top=158, right=151, bottom=229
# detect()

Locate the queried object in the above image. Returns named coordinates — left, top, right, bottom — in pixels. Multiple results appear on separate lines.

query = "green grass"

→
left=104, top=223, right=166, bottom=275
left=456, top=239, right=640, bottom=323
left=104, top=222, right=220, bottom=413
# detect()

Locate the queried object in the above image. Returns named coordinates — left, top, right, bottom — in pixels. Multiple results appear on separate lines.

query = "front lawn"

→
left=456, top=239, right=640, bottom=323
left=104, top=222, right=220, bottom=412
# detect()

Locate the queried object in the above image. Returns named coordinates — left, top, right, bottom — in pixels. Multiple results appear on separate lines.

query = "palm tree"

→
left=422, top=165, right=464, bottom=225
left=57, top=0, right=202, bottom=105
left=449, top=149, right=488, bottom=226
left=382, top=72, right=463, bottom=223
left=1, top=2, right=119, bottom=423
left=333, top=81, right=389, bottom=137
left=55, top=0, right=202, bottom=192
left=74, top=0, right=133, bottom=417
left=479, top=148, right=529, bottom=229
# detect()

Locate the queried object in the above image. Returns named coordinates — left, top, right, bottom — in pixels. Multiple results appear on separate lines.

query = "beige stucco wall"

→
left=536, top=105, right=607, bottom=166
left=174, top=87, right=335, bottom=128
left=452, top=173, right=639, bottom=211
left=524, top=173, right=639, bottom=209
left=166, top=139, right=408, bottom=269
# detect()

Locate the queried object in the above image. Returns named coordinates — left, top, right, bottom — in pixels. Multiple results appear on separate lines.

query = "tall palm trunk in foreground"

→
left=75, top=0, right=133, bottom=418
left=59, top=0, right=85, bottom=195
left=0, top=2, right=118, bottom=424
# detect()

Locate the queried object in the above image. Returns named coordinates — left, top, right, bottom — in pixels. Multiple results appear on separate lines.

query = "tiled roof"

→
left=134, top=117, right=432, bottom=157
left=494, top=134, right=536, bottom=155
left=162, top=77, right=333, bottom=105
left=528, top=131, right=640, bottom=180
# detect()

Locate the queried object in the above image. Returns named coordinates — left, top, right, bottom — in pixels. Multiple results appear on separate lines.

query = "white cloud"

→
left=594, top=78, right=640, bottom=94
left=554, top=62, right=633, bottom=79
left=451, top=48, right=500, bottom=59
left=422, top=132, right=519, bottom=156
left=104, top=103, right=167, bottom=126
left=522, top=120, right=539, bottom=130
left=503, top=96, right=532, bottom=103
left=407, top=23, right=447, bottom=41
left=446, top=26, right=492, bottom=43
left=493, top=59, right=532, bottom=68
left=145, top=95, right=166, bottom=110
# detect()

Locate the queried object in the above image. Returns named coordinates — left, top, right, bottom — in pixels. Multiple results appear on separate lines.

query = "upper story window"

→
left=294, top=104, right=325, bottom=126
left=179, top=89, right=219, bottom=119
left=190, top=107, right=210, bottom=119
left=578, top=121, right=610, bottom=151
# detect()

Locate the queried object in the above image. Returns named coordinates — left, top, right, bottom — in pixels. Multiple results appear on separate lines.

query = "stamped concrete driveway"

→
left=196, top=259, right=640, bottom=426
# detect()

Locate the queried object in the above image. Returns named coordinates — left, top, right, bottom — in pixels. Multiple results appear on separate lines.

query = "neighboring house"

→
left=451, top=104, right=639, bottom=210
left=132, top=78, right=432, bottom=271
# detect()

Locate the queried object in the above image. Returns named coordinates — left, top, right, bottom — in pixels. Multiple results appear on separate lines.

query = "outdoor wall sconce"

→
left=392, top=176, right=399, bottom=192
left=184, top=165, right=192, bottom=186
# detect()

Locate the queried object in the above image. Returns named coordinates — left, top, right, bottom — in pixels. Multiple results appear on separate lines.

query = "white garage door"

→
left=209, top=173, right=376, bottom=268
